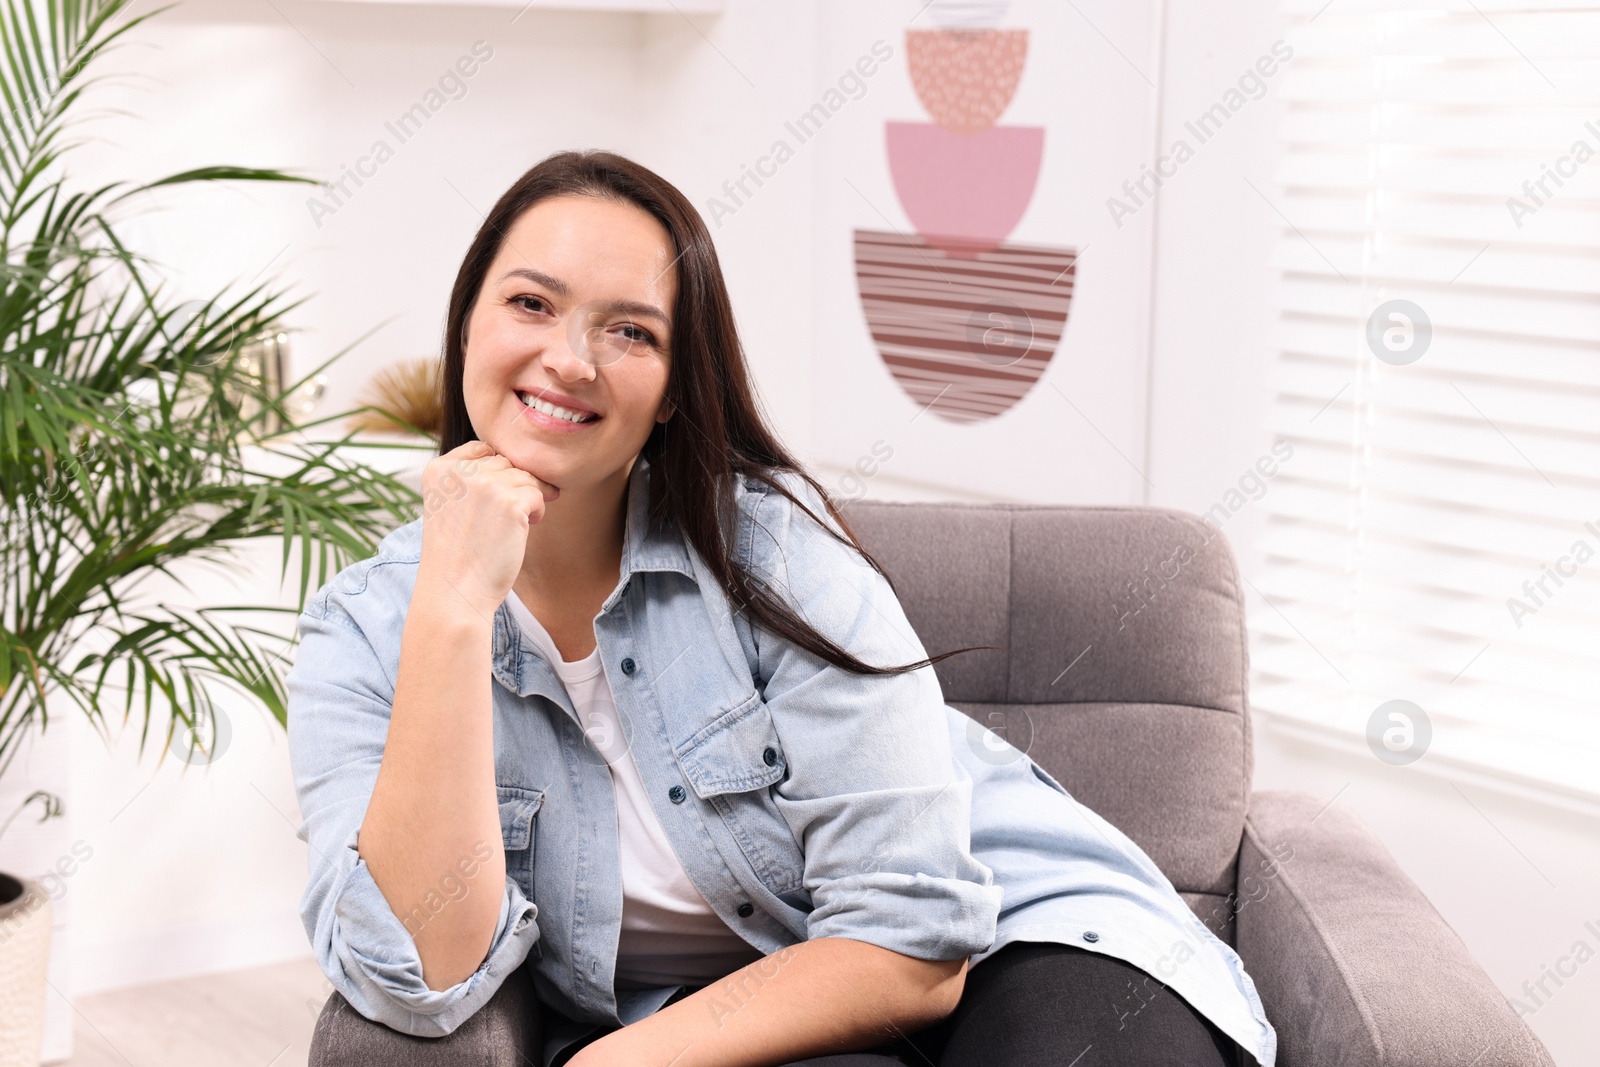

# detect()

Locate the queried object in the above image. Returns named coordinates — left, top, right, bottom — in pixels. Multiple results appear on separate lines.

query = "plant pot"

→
left=0, top=873, right=51, bottom=1067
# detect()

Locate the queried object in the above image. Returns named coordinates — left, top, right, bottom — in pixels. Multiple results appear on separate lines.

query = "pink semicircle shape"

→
left=885, top=121, right=1044, bottom=258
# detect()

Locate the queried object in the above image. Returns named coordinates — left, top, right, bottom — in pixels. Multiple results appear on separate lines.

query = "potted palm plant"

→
left=0, top=0, right=426, bottom=1057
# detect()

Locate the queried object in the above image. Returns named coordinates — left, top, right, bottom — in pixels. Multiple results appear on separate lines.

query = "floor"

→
left=64, top=957, right=332, bottom=1067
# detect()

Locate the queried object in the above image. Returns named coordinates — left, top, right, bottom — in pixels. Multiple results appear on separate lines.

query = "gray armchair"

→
left=310, top=502, right=1555, bottom=1067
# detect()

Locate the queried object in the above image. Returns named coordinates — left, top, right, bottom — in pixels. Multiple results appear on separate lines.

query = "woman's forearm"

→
left=572, top=937, right=967, bottom=1067
left=358, top=567, right=506, bottom=991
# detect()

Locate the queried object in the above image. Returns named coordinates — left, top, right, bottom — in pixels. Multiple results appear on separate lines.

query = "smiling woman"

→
left=286, top=150, right=1274, bottom=1067
left=431, top=153, right=956, bottom=678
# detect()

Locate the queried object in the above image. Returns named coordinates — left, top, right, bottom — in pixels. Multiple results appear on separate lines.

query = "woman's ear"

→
left=656, top=397, right=675, bottom=423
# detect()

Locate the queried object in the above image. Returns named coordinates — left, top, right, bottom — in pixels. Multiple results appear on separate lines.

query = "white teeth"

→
left=519, top=392, right=594, bottom=423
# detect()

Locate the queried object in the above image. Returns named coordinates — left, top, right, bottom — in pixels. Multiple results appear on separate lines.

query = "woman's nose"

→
left=542, top=316, right=600, bottom=380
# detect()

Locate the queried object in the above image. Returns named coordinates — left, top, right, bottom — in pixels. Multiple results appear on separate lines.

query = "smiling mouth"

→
left=516, top=390, right=600, bottom=424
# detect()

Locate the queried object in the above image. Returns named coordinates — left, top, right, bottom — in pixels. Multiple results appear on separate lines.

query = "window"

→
left=1250, top=1, right=1600, bottom=808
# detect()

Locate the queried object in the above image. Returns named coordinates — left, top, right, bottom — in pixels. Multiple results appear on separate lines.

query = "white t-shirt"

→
left=504, top=592, right=765, bottom=990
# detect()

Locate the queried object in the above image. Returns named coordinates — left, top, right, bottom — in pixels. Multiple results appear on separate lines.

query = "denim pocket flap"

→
left=496, top=785, right=545, bottom=851
left=675, top=690, right=786, bottom=799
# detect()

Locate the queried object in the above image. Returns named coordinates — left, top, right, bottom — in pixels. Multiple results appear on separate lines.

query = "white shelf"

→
left=306, top=0, right=724, bottom=11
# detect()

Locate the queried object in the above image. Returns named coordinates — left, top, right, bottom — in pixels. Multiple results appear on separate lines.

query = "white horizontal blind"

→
left=1252, top=0, right=1600, bottom=804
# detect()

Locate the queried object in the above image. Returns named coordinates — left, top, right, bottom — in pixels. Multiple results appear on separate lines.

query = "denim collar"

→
left=611, top=452, right=701, bottom=595
left=489, top=454, right=702, bottom=702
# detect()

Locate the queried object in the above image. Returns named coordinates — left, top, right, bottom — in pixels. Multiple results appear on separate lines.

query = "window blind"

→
left=1250, top=0, right=1600, bottom=807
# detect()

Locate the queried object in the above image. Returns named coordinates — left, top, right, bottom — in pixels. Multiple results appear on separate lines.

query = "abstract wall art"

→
left=854, top=13, right=1078, bottom=425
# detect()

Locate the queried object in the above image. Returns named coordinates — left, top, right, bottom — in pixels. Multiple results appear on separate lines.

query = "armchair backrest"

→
left=839, top=501, right=1253, bottom=924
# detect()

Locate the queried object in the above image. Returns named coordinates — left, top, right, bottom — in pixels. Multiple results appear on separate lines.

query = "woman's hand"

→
left=417, top=439, right=559, bottom=620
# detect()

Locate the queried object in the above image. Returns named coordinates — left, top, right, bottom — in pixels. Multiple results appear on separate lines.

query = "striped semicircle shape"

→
left=855, top=23, right=1077, bottom=424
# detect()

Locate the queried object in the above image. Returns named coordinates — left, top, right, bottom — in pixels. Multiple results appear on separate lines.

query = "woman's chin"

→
left=490, top=440, right=564, bottom=488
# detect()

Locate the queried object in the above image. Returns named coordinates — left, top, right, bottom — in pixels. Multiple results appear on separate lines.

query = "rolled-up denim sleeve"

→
left=746, top=475, right=1004, bottom=962
left=285, top=587, right=540, bottom=1037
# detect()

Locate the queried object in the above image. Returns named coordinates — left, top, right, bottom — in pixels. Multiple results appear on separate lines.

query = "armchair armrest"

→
left=1236, top=790, right=1554, bottom=1067
left=310, top=960, right=542, bottom=1067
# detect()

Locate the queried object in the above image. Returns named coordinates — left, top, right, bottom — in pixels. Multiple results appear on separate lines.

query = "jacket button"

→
left=1083, top=931, right=1100, bottom=943
left=762, top=746, right=777, bottom=766
left=668, top=785, right=686, bottom=803
left=736, top=903, right=754, bottom=918
left=621, top=657, right=636, bottom=675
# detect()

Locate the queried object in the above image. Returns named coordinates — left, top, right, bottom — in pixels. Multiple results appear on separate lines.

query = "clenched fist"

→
left=416, top=439, right=559, bottom=619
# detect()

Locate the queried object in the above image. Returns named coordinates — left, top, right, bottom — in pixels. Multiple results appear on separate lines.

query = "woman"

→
left=286, top=150, right=1276, bottom=1067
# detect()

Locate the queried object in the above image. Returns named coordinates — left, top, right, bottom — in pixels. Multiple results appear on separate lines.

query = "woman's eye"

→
left=617, top=324, right=656, bottom=346
left=510, top=294, right=550, bottom=315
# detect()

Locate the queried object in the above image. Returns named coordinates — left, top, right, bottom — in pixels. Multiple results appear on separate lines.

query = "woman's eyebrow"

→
left=590, top=297, right=670, bottom=326
left=498, top=267, right=669, bottom=327
left=499, top=267, right=570, bottom=297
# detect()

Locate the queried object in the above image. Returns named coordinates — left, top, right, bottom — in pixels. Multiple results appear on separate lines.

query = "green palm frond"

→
left=0, top=0, right=424, bottom=785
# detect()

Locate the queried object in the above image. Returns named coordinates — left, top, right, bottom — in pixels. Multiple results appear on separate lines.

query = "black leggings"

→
left=780, top=940, right=1247, bottom=1067
left=566, top=940, right=1248, bottom=1067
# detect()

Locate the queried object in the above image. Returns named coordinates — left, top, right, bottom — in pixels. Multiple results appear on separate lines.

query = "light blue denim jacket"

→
left=286, top=455, right=1277, bottom=1067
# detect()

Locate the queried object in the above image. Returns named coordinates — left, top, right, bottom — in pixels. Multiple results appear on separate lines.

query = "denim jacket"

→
left=286, top=455, right=1277, bottom=1067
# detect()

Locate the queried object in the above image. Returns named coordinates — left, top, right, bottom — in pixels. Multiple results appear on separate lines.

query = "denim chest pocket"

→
left=674, top=691, right=804, bottom=896
left=497, top=784, right=545, bottom=942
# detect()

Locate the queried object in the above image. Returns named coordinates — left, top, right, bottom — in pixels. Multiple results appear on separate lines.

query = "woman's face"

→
left=461, top=193, right=677, bottom=494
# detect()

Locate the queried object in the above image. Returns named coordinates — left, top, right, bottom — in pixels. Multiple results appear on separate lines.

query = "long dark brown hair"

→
left=439, top=149, right=993, bottom=677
